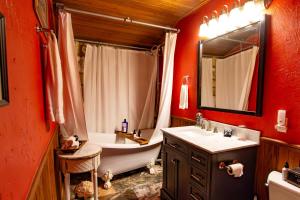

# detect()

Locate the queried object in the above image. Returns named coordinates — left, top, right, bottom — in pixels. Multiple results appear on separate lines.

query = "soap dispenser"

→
left=122, top=119, right=128, bottom=133
left=282, top=161, right=289, bottom=180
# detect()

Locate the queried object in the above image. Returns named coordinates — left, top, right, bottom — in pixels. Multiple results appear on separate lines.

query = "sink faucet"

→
left=196, top=112, right=203, bottom=127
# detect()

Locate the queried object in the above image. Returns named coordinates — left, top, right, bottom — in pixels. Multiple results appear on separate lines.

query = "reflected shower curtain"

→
left=153, top=32, right=177, bottom=139
left=58, top=11, right=88, bottom=140
left=201, top=58, right=215, bottom=107
left=216, top=46, right=259, bottom=110
left=83, top=45, right=157, bottom=133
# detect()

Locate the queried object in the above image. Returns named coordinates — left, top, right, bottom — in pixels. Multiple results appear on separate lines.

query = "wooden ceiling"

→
left=54, top=0, right=209, bottom=48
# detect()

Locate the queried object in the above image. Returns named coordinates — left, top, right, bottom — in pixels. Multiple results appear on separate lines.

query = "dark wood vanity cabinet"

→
left=161, top=132, right=257, bottom=200
left=161, top=133, right=190, bottom=199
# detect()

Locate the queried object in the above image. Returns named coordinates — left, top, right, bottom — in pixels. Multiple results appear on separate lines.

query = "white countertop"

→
left=161, top=125, right=260, bottom=154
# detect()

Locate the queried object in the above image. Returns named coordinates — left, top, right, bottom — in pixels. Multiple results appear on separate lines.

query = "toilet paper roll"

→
left=227, top=163, right=244, bottom=177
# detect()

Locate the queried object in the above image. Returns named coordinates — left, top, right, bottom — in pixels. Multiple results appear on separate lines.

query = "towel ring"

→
left=182, top=75, right=190, bottom=85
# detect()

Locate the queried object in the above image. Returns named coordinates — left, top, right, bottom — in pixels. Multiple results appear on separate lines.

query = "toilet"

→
left=267, top=171, right=300, bottom=200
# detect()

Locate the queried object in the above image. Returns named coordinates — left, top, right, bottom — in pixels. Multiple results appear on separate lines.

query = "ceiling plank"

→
left=54, top=0, right=208, bottom=47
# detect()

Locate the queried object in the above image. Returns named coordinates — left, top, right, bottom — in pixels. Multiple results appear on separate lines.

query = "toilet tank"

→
left=267, top=171, right=300, bottom=200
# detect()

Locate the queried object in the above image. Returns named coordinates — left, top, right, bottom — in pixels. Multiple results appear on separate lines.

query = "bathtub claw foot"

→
left=103, top=181, right=112, bottom=190
left=102, top=170, right=113, bottom=190
left=147, top=159, right=156, bottom=175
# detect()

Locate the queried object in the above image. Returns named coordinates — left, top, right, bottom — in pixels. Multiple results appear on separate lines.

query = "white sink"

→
left=161, top=123, right=260, bottom=153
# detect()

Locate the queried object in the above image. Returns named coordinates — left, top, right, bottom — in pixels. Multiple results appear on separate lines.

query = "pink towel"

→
left=45, top=31, right=65, bottom=124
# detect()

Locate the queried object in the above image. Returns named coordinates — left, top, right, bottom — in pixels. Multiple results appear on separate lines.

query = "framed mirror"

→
left=198, top=15, right=267, bottom=116
left=0, top=12, right=9, bottom=106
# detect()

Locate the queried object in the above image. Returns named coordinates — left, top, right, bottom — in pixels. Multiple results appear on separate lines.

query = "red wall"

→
left=172, top=0, right=300, bottom=144
left=0, top=0, right=55, bottom=199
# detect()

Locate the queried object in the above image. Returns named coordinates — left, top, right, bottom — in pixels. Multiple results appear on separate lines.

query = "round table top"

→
left=58, top=142, right=102, bottom=160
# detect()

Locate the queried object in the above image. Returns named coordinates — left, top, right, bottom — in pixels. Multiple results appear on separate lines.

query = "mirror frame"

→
left=0, top=12, right=9, bottom=106
left=197, top=15, right=268, bottom=116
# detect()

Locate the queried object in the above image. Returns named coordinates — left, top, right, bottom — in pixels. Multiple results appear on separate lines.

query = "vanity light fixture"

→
left=199, top=16, right=209, bottom=39
left=198, top=0, right=265, bottom=40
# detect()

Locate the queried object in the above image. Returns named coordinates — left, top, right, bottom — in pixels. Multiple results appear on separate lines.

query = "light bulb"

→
left=199, top=16, right=209, bottom=39
left=208, top=17, right=218, bottom=38
left=199, top=23, right=209, bottom=39
left=229, top=0, right=247, bottom=29
left=243, top=0, right=264, bottom=23
left=218, top=7, right=230, bottom=35
left=229, top=7, right=240, bottom=29
left=244, top=0, right=256, bottom=23
left=254, top=0, right=265, bottom=21
left=207, top=11, right=219, bottom=38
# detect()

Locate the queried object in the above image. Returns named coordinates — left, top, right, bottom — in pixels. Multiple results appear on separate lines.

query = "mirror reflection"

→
left=199, top=20, right=265, bottom=115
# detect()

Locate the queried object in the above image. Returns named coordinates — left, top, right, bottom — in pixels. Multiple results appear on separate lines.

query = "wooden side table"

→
left=57, top=142, right=102, bottom=200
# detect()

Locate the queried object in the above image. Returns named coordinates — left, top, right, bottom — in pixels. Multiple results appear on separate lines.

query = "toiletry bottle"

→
left=282, top=161, right=289, bottom=180
left=122, top=119, right=128, bottom=133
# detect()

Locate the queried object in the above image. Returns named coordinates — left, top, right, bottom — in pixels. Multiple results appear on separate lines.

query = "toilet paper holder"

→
left=218, top=160, right=239, bottom=171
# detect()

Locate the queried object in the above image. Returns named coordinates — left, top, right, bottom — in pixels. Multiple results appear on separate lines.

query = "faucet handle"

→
left=206, top=121, right=212, bottom=131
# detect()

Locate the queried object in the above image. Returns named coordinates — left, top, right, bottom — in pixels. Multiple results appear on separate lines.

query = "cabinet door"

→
left=163, top=145, right=189, bottom=200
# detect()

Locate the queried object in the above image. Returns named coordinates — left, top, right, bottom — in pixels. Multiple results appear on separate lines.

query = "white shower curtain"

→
left=83, top=45, right=157, bottom=133
left=216, top=46, right=259, bottom=110
left=201, top=58, right=215, bottom=107
left=58, top=11, right=88, bottom=140
left=153, top=32, right=177, bottom=139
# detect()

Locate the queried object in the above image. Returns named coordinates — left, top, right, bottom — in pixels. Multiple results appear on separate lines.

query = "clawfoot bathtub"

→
left=88, top=129, right=162, bottom=189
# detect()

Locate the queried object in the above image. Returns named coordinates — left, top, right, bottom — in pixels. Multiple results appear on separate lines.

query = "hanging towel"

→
left=45, top=31, right=65, bottom=124
left=179, top=84, right=188, bottom=109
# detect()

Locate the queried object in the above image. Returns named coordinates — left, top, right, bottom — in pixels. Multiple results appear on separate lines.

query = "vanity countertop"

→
left=161, top=125, right=260, bottom=154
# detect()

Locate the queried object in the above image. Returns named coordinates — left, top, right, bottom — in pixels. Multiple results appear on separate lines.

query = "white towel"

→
left=179, top=84, right=188, bottom=109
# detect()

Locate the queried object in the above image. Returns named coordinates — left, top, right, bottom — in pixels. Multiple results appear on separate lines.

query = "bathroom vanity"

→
left=160, top=123, right=260, bottom=200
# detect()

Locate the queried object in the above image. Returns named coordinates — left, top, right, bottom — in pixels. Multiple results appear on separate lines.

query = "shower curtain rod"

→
left=56, top=3, right=180, bottom=33
left=76, top=39, right=152, bottom=51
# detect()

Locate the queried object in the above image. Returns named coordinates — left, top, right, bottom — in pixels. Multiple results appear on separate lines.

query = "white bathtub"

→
left=88, top=129, right=162, bottom=188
